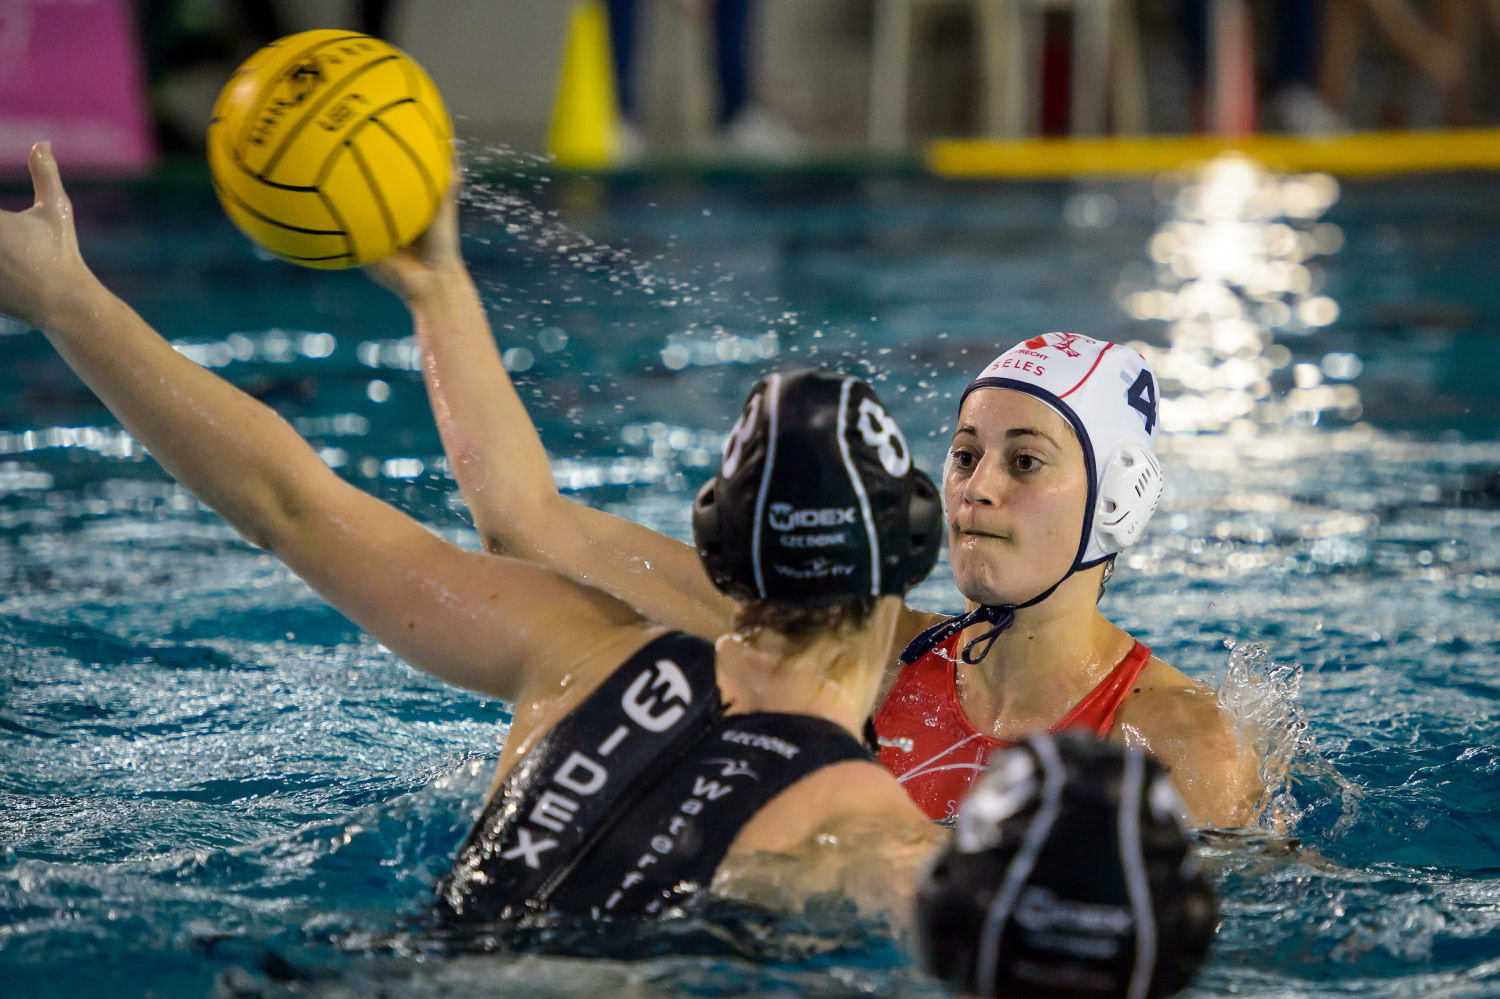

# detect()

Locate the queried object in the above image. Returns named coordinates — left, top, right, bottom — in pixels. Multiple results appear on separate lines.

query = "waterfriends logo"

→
left=772, top=558, right=856, bottom=581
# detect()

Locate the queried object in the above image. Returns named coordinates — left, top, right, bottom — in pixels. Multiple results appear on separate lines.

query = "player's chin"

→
left=955, top=548, right=1065, bottom=607
left=949, top=553, right=1019, bottom=607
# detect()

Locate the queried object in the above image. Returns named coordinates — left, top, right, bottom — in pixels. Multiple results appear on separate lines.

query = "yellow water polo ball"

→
left=207, top=30, right=453, bottom=269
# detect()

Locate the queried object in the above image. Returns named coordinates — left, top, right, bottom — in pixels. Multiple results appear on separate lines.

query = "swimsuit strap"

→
left=1052, top=641, right=1153, bottom=737
left=545, top=711, right=874, bottom=917
left=437, top=632, right=880, bottom=922
left=436, top=631, right=720, bottom=924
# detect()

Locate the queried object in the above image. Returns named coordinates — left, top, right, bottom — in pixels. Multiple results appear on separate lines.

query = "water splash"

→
left=458, top=143, right=800, bottom=363
left=1216, top=640, right=1362, bottom=837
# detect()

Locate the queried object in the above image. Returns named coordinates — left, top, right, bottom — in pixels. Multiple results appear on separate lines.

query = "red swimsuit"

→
left=872, top=632, right=1152, bottom=821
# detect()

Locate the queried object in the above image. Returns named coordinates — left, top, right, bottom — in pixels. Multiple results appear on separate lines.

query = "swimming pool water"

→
left=2, top=156, right=1500, bottom=997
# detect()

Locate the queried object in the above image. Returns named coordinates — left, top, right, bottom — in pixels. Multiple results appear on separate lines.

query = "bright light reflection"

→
left=171, top=328, right=337, bottom=368
left=502, top=347, right=535, bottom=373
left=550, top=422, right=730, bottom=491
left=0, top=461, right=54, bottom=491
left=381, top=458, right=425, bottom=479
left=0, top=425, right=143, bottom=459
left=357, top=336, right=421, bottom=371
left=660, top=330, right=779, bottom=371
left=1124, top=154, right=1358, bottom=434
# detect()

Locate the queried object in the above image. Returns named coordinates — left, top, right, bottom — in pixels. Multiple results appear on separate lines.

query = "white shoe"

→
left=613, top=119, right=647, bottom=164
left=717, top=105, right=804, bottom=162
left=1267, top=85, right=1350, bottom=136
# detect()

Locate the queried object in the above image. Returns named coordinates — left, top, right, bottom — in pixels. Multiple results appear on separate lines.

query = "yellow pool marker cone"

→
left=548, top=0, right=621, bottom=169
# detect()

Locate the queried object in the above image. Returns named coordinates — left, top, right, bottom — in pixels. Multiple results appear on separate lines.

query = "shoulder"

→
left=1116, top=657, right=1225, bottom=736
left=879, top=606, right=953, bottom=696
left=711, top=759, right=942, bottom=924
left=730, top=758, right=934, bottom=854
left=1114, top=655, right=1263, bottom=827
left=502, top=623, right=684, bottom=750
left=716, top=758, right=941, bottom=923
left=896, top=606, right=952, bottom=653
left=1115, top=655, right=1241, bottom=757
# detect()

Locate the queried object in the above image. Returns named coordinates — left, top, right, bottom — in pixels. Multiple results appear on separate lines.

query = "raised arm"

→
left=365, top=180, right=736, bottom=640
left=0, top=142, right=646, bottom=704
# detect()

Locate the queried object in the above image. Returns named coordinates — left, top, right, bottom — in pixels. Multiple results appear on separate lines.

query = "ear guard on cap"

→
left=1095, top=441, right=1164, bottom=554
left=691, top=477, right=738, bottom=598
left=899, top=470, right=943, bottom=585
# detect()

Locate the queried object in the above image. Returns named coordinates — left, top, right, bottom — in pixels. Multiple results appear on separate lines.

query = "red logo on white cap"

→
left=1025, top=332, right=1083, bottom=357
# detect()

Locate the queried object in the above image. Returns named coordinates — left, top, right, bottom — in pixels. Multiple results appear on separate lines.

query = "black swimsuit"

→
left=435, top=631, right=872, bottom=922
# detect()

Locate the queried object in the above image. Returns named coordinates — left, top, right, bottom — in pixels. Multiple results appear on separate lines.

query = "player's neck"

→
left=720, top=598, right=901, bottom=735
left=956, top=575, right=1129, bottom=705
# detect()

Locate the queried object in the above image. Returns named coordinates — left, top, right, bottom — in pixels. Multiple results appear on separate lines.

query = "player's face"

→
left=944, top=389, right=1088, bottom=606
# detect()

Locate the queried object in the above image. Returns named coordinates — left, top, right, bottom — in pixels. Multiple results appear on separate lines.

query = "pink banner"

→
left=0, top=0, right=156, bottom=175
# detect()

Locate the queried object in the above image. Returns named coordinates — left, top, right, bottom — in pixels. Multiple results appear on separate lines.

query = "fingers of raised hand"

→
left=0, top=142, right=86, bottom=328
left=28, top=142, right=73, bottom=220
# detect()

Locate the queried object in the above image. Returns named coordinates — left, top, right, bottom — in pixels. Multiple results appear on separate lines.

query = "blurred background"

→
left=6, top=0, right=1500, bottom=175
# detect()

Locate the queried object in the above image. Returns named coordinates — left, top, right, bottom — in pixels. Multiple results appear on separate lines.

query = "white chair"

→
left=868, top=0, right=1147, bottom=149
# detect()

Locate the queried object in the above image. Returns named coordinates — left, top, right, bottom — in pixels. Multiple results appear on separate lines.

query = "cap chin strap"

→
left=900, top=603, right=1016, bottom=667
left=899, top=570, right=1081, bottom=667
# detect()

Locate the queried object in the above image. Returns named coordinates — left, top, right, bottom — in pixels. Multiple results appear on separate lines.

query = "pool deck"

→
left=4, top=127, right=1500, bottom=193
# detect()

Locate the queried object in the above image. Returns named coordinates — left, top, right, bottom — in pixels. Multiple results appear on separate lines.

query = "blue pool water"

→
left=3, top=153, right=1500, bottom=997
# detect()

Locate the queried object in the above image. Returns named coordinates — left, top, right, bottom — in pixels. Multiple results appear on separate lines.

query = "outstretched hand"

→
left=0, top=142, right=94, bottom=330
left=364, top=159, right=466, bottom=304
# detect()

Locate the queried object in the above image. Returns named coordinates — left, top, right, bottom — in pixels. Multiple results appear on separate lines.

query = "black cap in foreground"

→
left=916, top=733, right=1217, bottom=999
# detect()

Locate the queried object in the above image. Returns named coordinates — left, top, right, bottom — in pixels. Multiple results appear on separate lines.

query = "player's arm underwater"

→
left=0, top=142, right=654, bottom=707
left=366, top=176, right=739, bottom=642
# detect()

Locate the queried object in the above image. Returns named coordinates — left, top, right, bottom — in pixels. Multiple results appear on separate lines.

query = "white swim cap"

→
left=962, top=332, right=1163, bottom=571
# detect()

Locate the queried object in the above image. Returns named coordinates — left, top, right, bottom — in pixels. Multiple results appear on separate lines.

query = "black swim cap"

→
left=916, top=733, right=1217, bottom=999
left=693, top=369, right=941, bottom=607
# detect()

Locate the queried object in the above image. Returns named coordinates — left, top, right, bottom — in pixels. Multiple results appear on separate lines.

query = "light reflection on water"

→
left=2, top=160, right=1500, bottom=997
left=1119, top=153, right=1357, bottom=435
